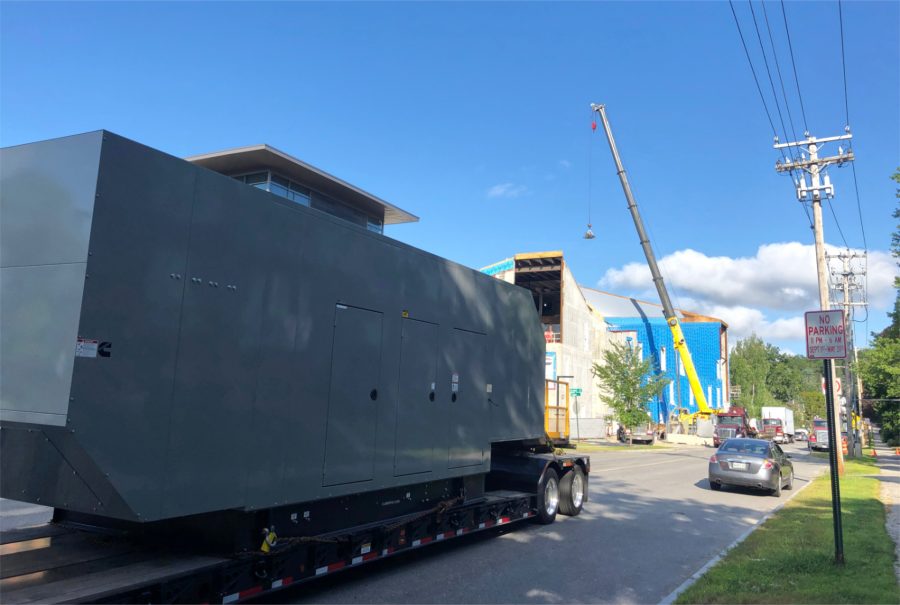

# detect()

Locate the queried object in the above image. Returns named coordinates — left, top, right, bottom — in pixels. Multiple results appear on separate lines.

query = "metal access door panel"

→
left=394, top=318, right=439, bottom=476
left=447, top=328, right=486, bottom=469
left=323, top=305, right=383, bottom=486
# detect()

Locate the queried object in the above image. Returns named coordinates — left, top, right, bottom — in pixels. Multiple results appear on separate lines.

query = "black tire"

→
left=772, top=474, right=782, bottom=497
left=559, top=467, right=586, bottom=516
left=709, top=480, right=722, bottom=491
left=535, top=468, right=560, bottom=524
left=785, top=469, right=794, bottom=490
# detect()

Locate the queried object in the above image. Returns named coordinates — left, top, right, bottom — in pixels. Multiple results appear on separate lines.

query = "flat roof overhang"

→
left=186, top=145, right=419, bottom=225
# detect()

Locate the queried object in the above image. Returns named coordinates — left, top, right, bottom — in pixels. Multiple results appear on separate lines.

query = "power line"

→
left=747, top=0, right=791, bottom=149
left=826, top=198, right=850, bottom=249
left=850, top=162, right=868, bottom=249
left=780, top=0, right=808, bottom=134
left=836, top=2, right=868, bottom=252
left=836, top=0, right=868, bottom=318
left=838, top=0, right=851, bottom=127
left=728, top=1, right=809, bottom=231
left=728, top=1, right=779, bottom=141
left=761, top=0, right=800, bottom=154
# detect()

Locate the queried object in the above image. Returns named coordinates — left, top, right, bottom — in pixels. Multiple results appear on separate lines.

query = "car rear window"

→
left=720, top=440, right=769, bottom=456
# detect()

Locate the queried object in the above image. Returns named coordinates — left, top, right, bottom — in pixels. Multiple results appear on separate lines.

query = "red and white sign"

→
left=805, top=310, right=847, bottom=359
left=821, top=376, right=842, bottom=395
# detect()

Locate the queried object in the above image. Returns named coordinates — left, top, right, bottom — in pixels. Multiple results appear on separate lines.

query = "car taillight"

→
left=763, top=459, right=774, bottom=469
left=709, top=455, right=718, bottom=463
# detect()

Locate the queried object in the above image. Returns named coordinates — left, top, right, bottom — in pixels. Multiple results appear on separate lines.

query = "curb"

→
left=657, top=469, right=824, bottom=605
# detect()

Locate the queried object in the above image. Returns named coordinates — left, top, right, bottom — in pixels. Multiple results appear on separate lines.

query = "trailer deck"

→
left=1, top=490, right=540, bottom=604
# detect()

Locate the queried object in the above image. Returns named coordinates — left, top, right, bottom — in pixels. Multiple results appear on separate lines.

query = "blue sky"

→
left=2, top=1, right=897, bottom=352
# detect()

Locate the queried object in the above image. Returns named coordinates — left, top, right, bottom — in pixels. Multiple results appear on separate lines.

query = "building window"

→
left=289, top=182, right=311, bottom=207
left=234, top=170, right=385, bottom=230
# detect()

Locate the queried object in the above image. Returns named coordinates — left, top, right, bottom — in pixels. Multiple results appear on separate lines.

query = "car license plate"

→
left=731, top=462, right=749, bottom=471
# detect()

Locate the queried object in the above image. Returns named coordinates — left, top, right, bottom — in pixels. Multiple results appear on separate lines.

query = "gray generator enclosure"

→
left=0, top=131, right=545, bottom=523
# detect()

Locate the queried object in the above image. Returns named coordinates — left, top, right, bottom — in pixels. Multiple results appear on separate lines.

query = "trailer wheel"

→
left=535, top=468, right=560, bottom=524
left=559, top=467, right=586, bottom=516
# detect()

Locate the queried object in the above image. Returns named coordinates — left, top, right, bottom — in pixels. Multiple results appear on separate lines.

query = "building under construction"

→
left=481, top=252, right=729, bottom=436
left=580, top=288, right=730, bottom=425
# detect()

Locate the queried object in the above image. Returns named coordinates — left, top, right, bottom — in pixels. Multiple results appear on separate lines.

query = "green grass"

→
left=808, top=451, right=879, bottom=468
left=676, top=457, right=899, bottom=604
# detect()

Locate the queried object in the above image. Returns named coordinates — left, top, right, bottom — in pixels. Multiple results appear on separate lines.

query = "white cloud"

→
left=600, top=242, right=895, bottom=311
left=558, top=159, right=571, bottom=169
left=486, top=182, right=529, bottom=199
left=598, top=242, right=897, bottom=347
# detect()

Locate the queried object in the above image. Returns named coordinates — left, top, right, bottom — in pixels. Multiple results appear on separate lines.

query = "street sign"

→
left=571, top=388, right=582, bottom=397
left=805, top=310, right=847, bottom=359
left=821, top=376, right=842, bottom=395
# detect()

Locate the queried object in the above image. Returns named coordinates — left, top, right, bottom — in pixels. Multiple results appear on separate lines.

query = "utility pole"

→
left=827, top=250, right=867, bottom=457
left=775, top=132, right=853, bottom=565
left=775, top=132, right=853, bottom=475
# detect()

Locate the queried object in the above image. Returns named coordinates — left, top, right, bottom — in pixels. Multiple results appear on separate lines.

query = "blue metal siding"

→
left=607, top=317, right=724, bottom=421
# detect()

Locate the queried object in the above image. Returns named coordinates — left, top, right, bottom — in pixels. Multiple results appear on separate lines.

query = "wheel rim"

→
left=571, top=473, right=585, bottom=508
left=544, top=478, right=559, bottom=515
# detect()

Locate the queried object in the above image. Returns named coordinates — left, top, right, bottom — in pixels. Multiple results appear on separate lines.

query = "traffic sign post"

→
left=571, top=388, right=582, bottom=397
left=805, top=310, right=846, bottom=565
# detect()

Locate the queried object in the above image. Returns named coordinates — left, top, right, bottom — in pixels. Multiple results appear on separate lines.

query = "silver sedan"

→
left=708, top=438, right=794, bottom=497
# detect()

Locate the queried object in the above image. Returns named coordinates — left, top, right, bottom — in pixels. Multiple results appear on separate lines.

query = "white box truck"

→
left=761, top=407, right=795, bottom=443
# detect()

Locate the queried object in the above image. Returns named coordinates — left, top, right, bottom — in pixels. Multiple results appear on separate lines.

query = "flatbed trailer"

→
left=2, top=451, right=589, bottom=604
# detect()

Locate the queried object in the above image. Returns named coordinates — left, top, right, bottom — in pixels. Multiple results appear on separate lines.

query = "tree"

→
left=795, top=390, right=826, bottom=426
left=729, top=335, right=775, bottom=418
left=592, top=341, right=670, bottom=430
left=766, top=350, right=803, bottom=403
left=856, top=168, right=900, bottom=445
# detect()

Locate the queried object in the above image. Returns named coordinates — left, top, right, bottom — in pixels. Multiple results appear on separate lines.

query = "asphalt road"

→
left=275, top=441, right=827, bottom=605
left=0, top=441, right=828, bottom=604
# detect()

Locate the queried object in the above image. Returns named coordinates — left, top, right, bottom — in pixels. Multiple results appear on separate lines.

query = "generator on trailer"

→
left=0, top=131, right=590, bottom=603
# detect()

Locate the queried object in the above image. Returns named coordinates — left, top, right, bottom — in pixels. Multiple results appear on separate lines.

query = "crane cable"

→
left=587, top=107, right=595, bottom=232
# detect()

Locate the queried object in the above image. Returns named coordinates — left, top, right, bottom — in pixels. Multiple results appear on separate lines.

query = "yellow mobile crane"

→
left=591, top=103, right=713, bottom=430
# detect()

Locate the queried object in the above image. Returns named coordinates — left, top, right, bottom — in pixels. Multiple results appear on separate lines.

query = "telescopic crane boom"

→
left=591, top=103, right=712, bottom=418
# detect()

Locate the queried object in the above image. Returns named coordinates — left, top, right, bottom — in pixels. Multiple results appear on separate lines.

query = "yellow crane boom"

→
left=591, top=103, right=712, bottom=418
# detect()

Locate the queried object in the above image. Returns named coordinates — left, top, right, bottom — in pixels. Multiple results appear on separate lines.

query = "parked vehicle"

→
left=713, top=406, right=757, bottom=447
left=627, top=422, right=660, bottom=445
left=794, top=429, right=809, bottom=442
left=808, top=417, right=830, bottom=451
left=761, top=407, right=795, bottom=443
left=708, top=438, right=794, bottom=496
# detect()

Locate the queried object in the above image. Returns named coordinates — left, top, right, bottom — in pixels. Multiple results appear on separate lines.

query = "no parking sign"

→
left=805, top=310, right=847, bottom=359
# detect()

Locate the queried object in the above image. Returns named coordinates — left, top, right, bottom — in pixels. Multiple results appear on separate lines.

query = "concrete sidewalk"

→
left=871, top=429, right=900, bottom=584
